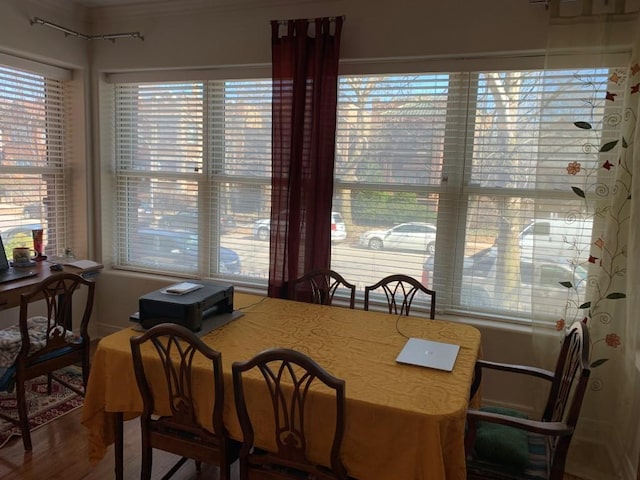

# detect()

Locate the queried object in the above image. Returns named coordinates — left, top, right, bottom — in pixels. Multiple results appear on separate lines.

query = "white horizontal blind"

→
left=332, top=73, right=464, bottom=313
left=454, top=68, right=622, bottom=321
left=0, top=64, right=68, bottom=260
left=208, top=80, right=271, bottom=279
left=115, top=82, right=204, bottom=274
left=114, top=79, right=272, bottom=278
left=334, top=68, right=623, bottom=321
left=112, top=67, right=623, bottom=323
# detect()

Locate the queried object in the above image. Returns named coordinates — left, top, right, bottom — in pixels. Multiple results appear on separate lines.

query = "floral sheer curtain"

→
left=268, top=17, right=343, bottom=299
left=534, top=4, right=640, bottom=479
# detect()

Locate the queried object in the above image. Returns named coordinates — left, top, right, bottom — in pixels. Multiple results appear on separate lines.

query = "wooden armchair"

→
left=364, top=274, right=435, bottom=319
left=465, top=321, right=591, bottom=480
left=292, top=269, right=356, bottom=309
left=232, top=347, right=349, bottom=480
left=0, top=272, right=95, bottom=450
left=130, top=323, right=240, bottom=480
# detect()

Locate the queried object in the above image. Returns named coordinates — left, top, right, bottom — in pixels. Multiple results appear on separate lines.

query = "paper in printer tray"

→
left=138, top=281, right=234, bottom=332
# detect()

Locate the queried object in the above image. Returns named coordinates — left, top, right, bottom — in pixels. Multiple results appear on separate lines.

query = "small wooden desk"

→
left=82, top=293, right=481, bottom=480
left=0, top=260, right=101, bottom=311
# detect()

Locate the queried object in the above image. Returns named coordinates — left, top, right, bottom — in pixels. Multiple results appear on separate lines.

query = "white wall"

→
left=88, top=0, right=551, bottom=73
left=0, top=0, right=88, bottom=69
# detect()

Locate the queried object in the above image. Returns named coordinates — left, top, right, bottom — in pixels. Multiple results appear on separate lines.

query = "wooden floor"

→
left=0, top=404, right=586, bottom=480
left=0, top=406, right=236, bottom=480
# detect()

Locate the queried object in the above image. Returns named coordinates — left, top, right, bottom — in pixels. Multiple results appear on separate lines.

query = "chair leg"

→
left=239, top=458, right=248, bottom=480
left=47, top=373, right=53, bottom=395
left=220, top=460, right=230, bottom=480
left=82, top=354, right=91, bottom=394
left=140, top=445, right=152, bottom=480
left=15, top=377, right=32, bottom=451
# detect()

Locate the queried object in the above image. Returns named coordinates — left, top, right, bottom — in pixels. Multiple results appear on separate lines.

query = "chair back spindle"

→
left=364, top=274, right=435, bottom=319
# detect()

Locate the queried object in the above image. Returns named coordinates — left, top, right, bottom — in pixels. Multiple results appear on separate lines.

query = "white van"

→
left=519, top=218, right=593, bottom=260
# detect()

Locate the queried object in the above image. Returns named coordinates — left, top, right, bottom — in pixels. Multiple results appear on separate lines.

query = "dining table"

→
left=81, top=292, right=482, bottom=480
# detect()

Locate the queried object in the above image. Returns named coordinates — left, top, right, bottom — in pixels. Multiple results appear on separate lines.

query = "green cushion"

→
left=473, top=406, right=529, bottom=472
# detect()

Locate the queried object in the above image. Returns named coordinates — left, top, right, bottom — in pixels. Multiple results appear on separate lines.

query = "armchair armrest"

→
left=467, top=408, right=574, bottom=437
left=476, top=359, right=555, bottom=382
left=465, top=407, right=574, bottom=457
left=469, top=359, right=555, bottom=412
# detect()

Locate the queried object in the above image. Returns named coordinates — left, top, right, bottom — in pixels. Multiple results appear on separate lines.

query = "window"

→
left=0, top=61, right=70, bottom=260
left=113, top=80, right=272, bottom=278
left=113, top=65, right=622, bottom=324
left=333, top=69, right=622, bottom=322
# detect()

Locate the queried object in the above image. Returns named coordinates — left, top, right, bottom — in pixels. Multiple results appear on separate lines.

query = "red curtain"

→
left=268, top=17, right=343, bottom=299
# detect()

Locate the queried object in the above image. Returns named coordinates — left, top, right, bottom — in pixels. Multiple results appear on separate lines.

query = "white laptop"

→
left=395, top=337, right=460, bottom=371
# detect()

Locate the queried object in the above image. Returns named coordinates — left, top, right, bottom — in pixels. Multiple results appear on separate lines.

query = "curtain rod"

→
left=30, top=17, right=144, bottom=42
left=275, top=16, right=345, bottom=25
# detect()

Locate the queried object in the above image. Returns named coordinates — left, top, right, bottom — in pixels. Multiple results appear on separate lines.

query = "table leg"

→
left=114, top=412, right=124, bottom=480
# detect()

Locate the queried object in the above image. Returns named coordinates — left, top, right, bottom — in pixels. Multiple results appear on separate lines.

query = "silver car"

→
left=359, top=222, right=437, bottom=254
left=253, top=212, right=347, bottom=242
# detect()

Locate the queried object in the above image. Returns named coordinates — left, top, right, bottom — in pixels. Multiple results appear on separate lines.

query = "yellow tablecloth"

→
left=81, top=293, right=481, bottom=480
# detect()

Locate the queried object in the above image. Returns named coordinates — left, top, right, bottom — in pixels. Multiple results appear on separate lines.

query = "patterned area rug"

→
left=0, top=367, right=84, bottom=448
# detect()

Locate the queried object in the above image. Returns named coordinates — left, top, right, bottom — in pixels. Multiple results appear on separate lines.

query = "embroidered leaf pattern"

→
left=574, top=121, right=592, bottom=129
left=599, top=140, right=618, bottom=152
left=571, top=186, right=585, bottom=198
left=606, top=293, right=626, bottom=299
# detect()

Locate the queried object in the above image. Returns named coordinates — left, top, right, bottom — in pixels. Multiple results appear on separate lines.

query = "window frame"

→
left=0, top=58, right=72, bottom=260
left=108, top=55, right=624, bottom=326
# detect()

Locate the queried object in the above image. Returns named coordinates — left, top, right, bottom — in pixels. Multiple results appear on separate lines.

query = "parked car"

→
left=359, top=222, right=437, bottom=254
left=422, top=246, right=587, bottom=317
left=133, top=229, right=241, bottom=274
left=252, top=212, right=347, bottom=242
left=519, top=218, right=593, bottom=260
left=157, top=210, right=235, bottom=233
left=23, top=203, right=44, bottom=219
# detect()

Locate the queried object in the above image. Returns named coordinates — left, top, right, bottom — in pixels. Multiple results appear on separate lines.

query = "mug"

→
left=12, top=247, right=35, bottom=265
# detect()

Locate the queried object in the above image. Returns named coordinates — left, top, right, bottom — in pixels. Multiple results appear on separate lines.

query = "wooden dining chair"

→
left=465, top=321, right=591, bottom=480
left=129, top=323, right=240, bottom=480
left=232, top=348, right=349, bottom=480
left=292, top=268, right=356, bottom=309
left=364, top=274, right=436, bottom=319
left=0, top=272, right=96, bottom=450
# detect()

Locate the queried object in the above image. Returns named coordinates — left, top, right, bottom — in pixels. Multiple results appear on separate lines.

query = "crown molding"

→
left=29, top=0, right=90, bottom=20
left=86, top=0, right=327, bottom=21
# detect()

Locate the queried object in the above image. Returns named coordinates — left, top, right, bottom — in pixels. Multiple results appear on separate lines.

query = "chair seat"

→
left=467, top=432, right=549, bottom=480
left=0, top=316, right=77, bottom=391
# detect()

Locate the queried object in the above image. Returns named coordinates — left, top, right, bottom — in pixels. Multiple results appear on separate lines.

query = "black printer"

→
left=138, top=281, right=234, bottom=332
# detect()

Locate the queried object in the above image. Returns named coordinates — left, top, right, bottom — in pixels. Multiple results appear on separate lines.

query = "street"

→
left=221, top=233, right=428, bottom=288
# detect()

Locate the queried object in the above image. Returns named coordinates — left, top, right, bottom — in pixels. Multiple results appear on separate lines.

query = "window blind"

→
left=0, top=63, right=69, bottom=260
left=332, top=68, right=623, bottom=322
left=112, top=66, right=624, bottom=324
left=114, top=79, right=272, bottom=278
left=332, top=74, right=460, bottom=313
